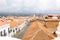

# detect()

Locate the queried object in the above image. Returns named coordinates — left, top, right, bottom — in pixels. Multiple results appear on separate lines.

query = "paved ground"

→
left=13, top=21, right=31, bottom=39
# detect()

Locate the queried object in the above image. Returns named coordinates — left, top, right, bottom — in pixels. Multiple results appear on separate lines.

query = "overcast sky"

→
left=0, top=0, right=60, bottom=14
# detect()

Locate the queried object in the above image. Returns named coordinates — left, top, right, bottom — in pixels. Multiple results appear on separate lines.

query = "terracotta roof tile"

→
left=0, top=20, right=8, bottom=26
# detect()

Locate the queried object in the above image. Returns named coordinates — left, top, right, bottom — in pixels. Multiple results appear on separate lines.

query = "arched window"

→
left=13, top=29, right=15, bottom=32
left=1, top=31, right=2, bottom=36
left=8, top=29, right=12, bottom=33
left=15, top=28, right=17, bottom=30
left=8, top=28, right=9, bottom=31
left=4, top=30, right=6, bottom=36
left=8, top=28, right=10, bottom=33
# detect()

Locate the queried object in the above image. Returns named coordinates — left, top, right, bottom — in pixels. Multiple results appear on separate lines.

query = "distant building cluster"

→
left=0, top=14, right=60, bottom=40
left=0, top=16, right=29, bottom=37
left=0, top=14, right=39, bottom=37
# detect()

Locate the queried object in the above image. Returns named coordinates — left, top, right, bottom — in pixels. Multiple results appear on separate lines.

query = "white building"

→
left=0, top=24, right=10, bottom=36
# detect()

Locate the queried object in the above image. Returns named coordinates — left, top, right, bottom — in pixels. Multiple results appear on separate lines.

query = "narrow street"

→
left=13, top=20, right=31, bottom=39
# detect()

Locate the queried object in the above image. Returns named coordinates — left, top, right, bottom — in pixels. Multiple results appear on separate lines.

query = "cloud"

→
left=0, top=0, right=59, bottom=13
left=23, top=0, right=56, bottom=13
left=56, top=0, right=60, bottom=10
left=0, top=0, right=7, bottom=7
left=0, top=0, right=23, bottom=13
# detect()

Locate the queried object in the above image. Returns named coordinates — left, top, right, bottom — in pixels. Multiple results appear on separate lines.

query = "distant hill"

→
left=0, top=13, right=43, bottom=16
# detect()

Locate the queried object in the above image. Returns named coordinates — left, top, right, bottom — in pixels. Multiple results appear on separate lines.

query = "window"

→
left=4, top=30, right=6, bottom=36
left=13, top=30, right=15, bottom=32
